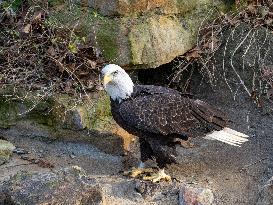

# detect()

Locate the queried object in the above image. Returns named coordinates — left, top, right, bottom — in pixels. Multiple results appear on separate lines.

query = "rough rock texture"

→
left=180, top=186, right=214, bottom=205
left=0, top=90, right=135, bottom=156
left=90, top=0, right=227, bottom=68
left=49, top=1, right=233, bottom=68
left=128, top=15, right=194, bottom=68
left=89, top=0, right=216, bottom=16
left=0, top=166, right=104, bottom=205
left=0, top=140, right=15, bottom=165
left=256, top=177, right=273, bottom=205
left=0, top=166, right=214, bottom=205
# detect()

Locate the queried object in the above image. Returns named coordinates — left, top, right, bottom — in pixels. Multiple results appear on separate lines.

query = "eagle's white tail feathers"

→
left=204, top=127, right=249, bottom=147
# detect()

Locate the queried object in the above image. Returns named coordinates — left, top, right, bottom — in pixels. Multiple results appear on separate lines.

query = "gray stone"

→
left=179, top=185, right=214, bottom=205
left=0, top=166, right=104, bottom=205
left=0, top=164, right=215, bottom=205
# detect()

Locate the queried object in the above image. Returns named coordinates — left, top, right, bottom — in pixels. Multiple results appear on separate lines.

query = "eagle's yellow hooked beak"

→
left=103, top=74, right=112, bottom=86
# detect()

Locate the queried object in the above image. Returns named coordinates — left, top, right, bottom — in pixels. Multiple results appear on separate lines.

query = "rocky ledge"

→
left=0, top=166, right=214, bottom=205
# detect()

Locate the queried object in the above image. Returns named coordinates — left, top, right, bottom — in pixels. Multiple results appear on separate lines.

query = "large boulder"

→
left=0, top=89, right=136, bottom=156
left=0, top=166, right=104, bottom=205
left=89, top=0, right=218, bottom=17
left=49, top=1, right=234, bottom=69
left=0, top=166, right=214, bottom=205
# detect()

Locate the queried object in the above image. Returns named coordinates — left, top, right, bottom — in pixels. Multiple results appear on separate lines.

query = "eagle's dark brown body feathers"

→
left=111, top=85, right=229, bottom=167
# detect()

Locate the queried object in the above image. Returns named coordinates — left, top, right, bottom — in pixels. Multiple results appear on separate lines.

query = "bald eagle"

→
left=101, top=64, right=249, bottom=182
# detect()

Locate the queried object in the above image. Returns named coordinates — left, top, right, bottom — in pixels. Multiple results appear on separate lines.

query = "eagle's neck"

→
left=106, top=79, right=134, bottom=103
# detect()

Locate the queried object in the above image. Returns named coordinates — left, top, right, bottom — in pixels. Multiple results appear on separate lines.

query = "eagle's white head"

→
left=101, top=64, right=134, bottom=102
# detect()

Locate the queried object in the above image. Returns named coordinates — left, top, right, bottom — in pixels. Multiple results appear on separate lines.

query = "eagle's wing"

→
left=119, top=86, right=228, bottom=137
left=119, top=96, right=208, bottom=137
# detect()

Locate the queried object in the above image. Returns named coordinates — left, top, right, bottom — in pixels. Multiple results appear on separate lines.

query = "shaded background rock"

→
left=206, top=23, right=273, bottom=96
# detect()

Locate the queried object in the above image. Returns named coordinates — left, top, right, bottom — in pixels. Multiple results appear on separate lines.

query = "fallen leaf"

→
left=267, top=12, right=273, bottom=17
left=78, top=71, right=89, bottom=76
left=86, top=80, right=94, bottom=90
left=56, top=56, right=65, bottom=72
left=65, top=81, right=73, bottom=92
left=87, top=59, right=97, bottom=69
left=202, top=37, right=220, bottom=52
left=265, top=18, right=273, bottom=25
left=37, top=159, right=54, bottom=169
left=23, top=24, right=31, bottom=33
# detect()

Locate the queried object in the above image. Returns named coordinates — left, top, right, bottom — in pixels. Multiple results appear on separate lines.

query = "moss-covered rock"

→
left=0, top=139, right=15, bottom=165
left=47, top=0, right=236, bottom=69
left=0, top=88, right=136, bottom=155
left=89, top=0, right=220, bottom=16
left=128, top=15, right=193, bottom=67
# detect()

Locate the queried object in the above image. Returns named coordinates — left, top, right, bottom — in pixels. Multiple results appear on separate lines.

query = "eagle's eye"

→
left=112, top=70, right=119, bottom=76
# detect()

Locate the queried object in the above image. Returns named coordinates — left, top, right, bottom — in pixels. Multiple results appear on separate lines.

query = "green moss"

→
left=128, top=19, right=150, bottom=65
left=47, top=3, right=120, bottom=61
left=48, top=0, right=65, bottom=7
left=176, top=0, right=200, bottom=14
left=0, top=87, right=60, bottom=128
left=0, top=98, right=20, bottom=128
left=1, top=0, right=22, bottom=12
left=96, top=19, right=119, bottom=61
left=90, top=92, right=113, bottom=130
left=27, top=100, right=57, bottom=126
left=0, top=139, right=15, bottom=165
left=181, top=1, right=221, bottom=37
left=0, top=140, right=15, bottom=156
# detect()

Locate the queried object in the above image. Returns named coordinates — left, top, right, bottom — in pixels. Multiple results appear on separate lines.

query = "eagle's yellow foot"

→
left=142, top=169, right=171, bottom=183
left=123, top=167, right=154, bottom=178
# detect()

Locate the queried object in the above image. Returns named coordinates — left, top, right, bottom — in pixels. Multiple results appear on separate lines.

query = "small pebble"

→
left=13, top=147, right=29, bottom=155
left=70, top=154, right=76, bottom=159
